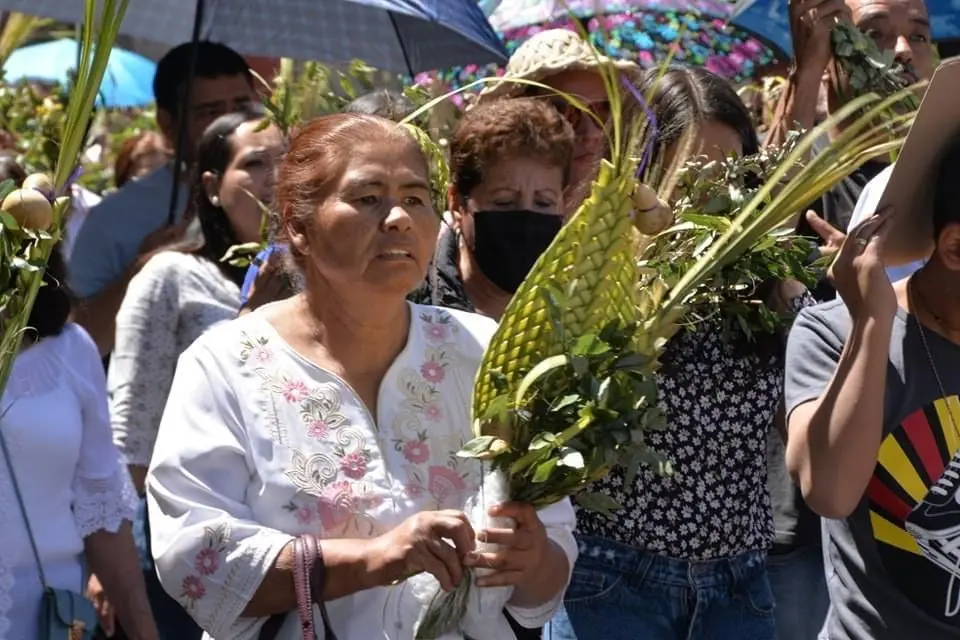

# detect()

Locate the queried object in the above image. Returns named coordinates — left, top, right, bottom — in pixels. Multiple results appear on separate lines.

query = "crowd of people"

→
left=1, top=0, right=956, bottom=638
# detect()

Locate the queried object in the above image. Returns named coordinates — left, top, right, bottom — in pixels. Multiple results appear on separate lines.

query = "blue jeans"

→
left=545, top=536, right=776, bottom=640
left=767, top=544, right=828, bottom=640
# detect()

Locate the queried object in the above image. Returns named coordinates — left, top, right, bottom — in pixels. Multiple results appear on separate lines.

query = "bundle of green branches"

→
left=640, top=130, right=818, bottom=343
left=831, top=22, right=921, bottom=111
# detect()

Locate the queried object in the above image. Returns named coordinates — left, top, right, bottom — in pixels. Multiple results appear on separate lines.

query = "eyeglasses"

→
left=548, top=98, right=611, bottom=130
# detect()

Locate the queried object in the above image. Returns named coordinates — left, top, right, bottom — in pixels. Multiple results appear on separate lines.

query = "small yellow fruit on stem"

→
left=2, top=189, right=54, bottom=230
left=631, top=182, right=673, bottom=235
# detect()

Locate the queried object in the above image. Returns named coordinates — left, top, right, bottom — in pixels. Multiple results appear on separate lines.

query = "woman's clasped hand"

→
left=370, top=502, right=552, bottom=593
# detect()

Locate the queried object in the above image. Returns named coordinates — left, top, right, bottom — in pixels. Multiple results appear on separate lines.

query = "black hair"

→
left=153, top=41, right=252, bottom=115
left=192, top=104, right=268, bottom=286
left=635, top=66, right=760, bottom=163
left=933, top=137, right=960, bottom=239
left=27, top=244, right=72, bottom=341
left=0, top=154, right=26, bottom=186
left=343, top=89, right=416, bottom=123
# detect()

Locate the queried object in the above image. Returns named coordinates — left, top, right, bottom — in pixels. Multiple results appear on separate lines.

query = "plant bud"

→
left=631, top=183, right=673, bottom=235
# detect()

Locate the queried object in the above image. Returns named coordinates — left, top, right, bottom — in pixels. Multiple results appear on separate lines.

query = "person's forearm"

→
left=765, top=67, right=824, bottom=149
left=84, top=524, right=158, bottom=640
left=242, top=537, right=383, bottom=617
left=508, top=541, right=569, bottom=609
left=71, top=274, right=133, bottom=357
left=787, top=316, right=893, bottom=517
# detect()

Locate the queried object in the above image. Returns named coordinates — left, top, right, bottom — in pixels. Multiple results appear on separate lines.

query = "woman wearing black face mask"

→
left=409, top=97, right=575, bottom=320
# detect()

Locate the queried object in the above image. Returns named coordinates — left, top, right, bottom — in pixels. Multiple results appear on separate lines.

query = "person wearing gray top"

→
left=784, top=138, right=960, bottom=639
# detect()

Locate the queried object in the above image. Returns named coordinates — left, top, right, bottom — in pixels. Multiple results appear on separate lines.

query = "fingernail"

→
left=477, top=531, right=488, bottom=543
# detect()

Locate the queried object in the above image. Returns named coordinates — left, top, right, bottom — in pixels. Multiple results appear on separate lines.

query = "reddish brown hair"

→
left=450, top=98, right=574, bottom=200
left=275, top=113, right=426, bottom=246
left=114, top=131, right=168, bottom=187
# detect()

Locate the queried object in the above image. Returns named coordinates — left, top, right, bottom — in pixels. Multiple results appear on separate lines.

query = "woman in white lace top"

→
left=147, top=114, right=576, bottom=639
left=107, top=106, right=284, bottom=638
left=0, top=245, right=155, bottom=639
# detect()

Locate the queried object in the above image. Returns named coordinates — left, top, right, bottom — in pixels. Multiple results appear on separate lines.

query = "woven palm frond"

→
left=472, top=159, right=638, bottom=428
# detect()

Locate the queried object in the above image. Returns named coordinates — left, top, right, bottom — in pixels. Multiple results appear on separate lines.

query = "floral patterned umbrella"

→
left=414, top=0, right=784, bottom=106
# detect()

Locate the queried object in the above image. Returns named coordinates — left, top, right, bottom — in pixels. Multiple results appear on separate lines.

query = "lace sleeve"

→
left=74, top=466, right=139, bottom=538
left=64, top=324, right=139, bottom=536
left=109, top=254, right=182, bottom=467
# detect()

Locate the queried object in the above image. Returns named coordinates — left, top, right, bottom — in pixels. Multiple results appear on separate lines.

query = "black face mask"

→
left=470, top=209, right=562, bottom=294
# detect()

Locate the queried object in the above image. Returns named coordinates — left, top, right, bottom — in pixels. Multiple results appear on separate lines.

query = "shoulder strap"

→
left=0, top=415, right=48, bottom=589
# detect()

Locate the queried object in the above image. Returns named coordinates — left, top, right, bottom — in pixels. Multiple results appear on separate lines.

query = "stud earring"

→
left=210, top=196, right=220, bottom=206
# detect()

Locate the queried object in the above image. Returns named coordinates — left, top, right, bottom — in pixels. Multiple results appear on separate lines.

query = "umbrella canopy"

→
left=2, top=38, right=155, bottom=107
left=732, top=0, right=960, bottom=57
left=0, top=0, right=508, bottom=74
left=483, top=0, right=783, bottom=78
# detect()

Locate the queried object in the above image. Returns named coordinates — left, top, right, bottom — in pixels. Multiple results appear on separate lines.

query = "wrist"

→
left=357, top=536, right=396, bottom=590
left=850, top=312, right=896, bottom=341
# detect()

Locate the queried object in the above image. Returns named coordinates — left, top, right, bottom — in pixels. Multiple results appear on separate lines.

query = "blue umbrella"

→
left=732, top=0, right=960, bottom=58
left=3, top=38, right=156, bottom=108
left=0, top=0, right=508, bottom=74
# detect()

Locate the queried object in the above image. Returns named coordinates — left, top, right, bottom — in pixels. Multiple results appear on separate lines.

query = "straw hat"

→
left=475, top=29, right=637, bottom=104
left=876, top=58, right=960, bottom=266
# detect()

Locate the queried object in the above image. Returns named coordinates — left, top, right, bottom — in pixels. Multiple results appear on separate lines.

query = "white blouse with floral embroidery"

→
left=147, top=302, right=577, bottom=640
left=0, top=324, right=138, bottom=640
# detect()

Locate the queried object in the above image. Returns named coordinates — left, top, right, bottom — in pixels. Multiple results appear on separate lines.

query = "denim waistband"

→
left=574, top=535, right=767, bottom=590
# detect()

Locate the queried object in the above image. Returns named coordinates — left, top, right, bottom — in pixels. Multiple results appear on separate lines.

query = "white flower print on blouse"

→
left=147, top=303, right=578, bottom=639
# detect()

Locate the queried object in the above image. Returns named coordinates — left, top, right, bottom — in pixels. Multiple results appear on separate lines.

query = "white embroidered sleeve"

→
left=147, top=340, right=293, bottom=639
left=504, top=497, right=578, bottom=628
left=67, top=325, right=139, bottom=537
left=109, top=254, right=182, bottom=467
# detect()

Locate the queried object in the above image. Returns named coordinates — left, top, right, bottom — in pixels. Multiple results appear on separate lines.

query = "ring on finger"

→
left=809, top=7, right=819, bottom=21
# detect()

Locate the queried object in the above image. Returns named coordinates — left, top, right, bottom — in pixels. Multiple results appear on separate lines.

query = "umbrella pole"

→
left=166, top=0, right=206, bottom=226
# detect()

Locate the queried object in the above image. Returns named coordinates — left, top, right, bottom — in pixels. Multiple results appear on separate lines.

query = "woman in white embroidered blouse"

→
left=0, top=246, right=155, bottom=640
left=147, top=113, right=577, bottom=640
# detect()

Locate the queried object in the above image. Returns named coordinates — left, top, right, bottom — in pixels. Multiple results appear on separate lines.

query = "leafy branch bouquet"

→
left=409, top=42, right=916, bottom=640
left=0, top=0, right=129, bottom=406
left=639, top=131, right=817, bottom=343
left=830, top=20, right=922, bottom=116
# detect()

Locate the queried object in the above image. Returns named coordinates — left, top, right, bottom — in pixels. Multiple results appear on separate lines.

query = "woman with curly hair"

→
left=410, top=97, right=575, bottom=321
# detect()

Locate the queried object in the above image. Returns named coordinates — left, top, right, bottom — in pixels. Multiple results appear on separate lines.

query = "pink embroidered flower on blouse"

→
left=194, top=548, right=219, bottom=576
left=295, top=506, right=314, bottom=525
left=423, top=403, right=443, bottom=422
left=420, top=360, right=445, bottom=384
left=340, top=452, right=368, bottom=479
left=403, top=440, right=430, bottom=464
left=317, top=481, right=355, bottom=531
left=181, top=575, right=206, bottom=601
left=306, top=417, right=330, bottom=440
left=251, top=345, right=272, bottom=364
left=282, top=380, right=309, bottom=403
left=427, top=465, right=467, bottom=507
left=424, top=322, right=448, bottom=343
